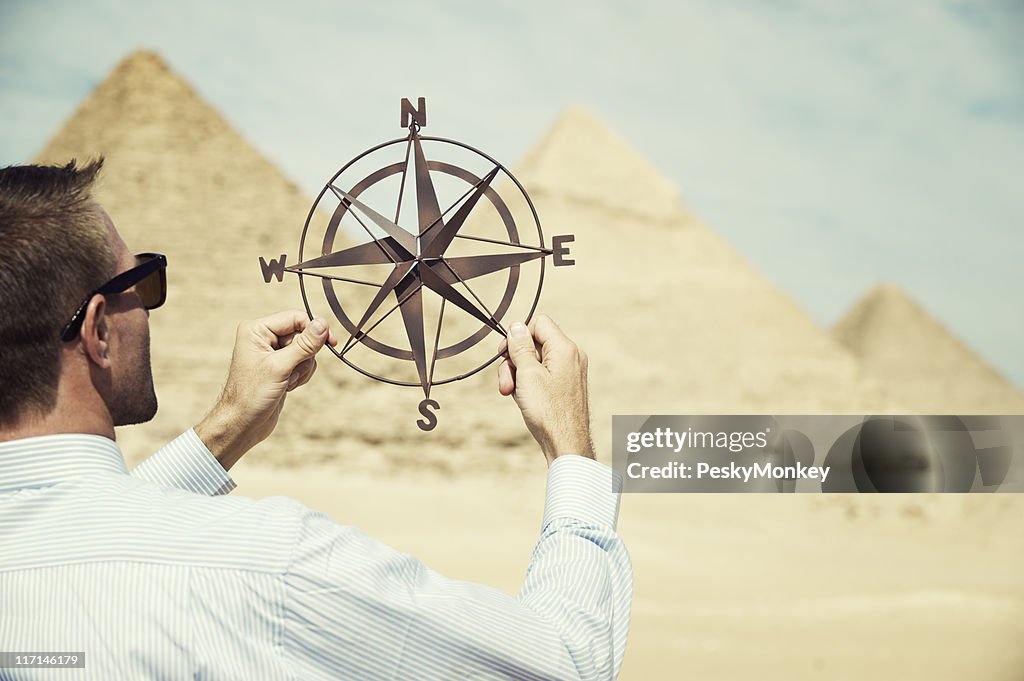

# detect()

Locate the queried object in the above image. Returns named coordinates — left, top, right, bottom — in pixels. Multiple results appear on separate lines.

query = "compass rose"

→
left=260, top=98, right=575, bottom=431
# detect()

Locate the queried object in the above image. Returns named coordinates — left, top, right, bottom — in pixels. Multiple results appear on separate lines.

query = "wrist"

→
left=195, top=401, right=250, bottom=471
left=545, top=435, right=596, bottom=464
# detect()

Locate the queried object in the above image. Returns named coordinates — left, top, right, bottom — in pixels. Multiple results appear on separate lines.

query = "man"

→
left=0, top=161, right=631, bottom=680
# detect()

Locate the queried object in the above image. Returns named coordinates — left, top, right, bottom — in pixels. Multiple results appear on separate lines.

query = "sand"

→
left=29, top=50, right=1024, bottom=679
left=230, top=465, right=1024, bottom=680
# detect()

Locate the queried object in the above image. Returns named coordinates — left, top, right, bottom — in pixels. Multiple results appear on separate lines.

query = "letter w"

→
left=260, top=254, right=288, bottom=283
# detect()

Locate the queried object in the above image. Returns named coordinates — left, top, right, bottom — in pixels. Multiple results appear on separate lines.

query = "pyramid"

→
left=833, top=284, right=1024, bottom=413
left=515, top=106, right=685, bottom=224
left=32, top=50, right=352, bottom=463
left=510, top=108, right=898, bottom=424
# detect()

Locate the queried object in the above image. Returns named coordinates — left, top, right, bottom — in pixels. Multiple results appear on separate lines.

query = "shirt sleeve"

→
left=129, top=429, right=237, bottom=496
left=282, top=455, right=632, bottom=681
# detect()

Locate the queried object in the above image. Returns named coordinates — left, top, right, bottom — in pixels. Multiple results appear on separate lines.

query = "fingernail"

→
left=510, top=322, right=528, bottom=337
left=311, top=318, right=327, bottom=335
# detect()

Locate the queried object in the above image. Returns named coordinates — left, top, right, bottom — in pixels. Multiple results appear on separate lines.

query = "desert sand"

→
left=31, top=51, right=1024, bottom=679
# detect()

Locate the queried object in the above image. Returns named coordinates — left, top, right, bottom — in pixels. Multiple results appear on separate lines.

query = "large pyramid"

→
left=33, top=50, right=348, bottom=463
left=833, top=284, right=1024, bottom=413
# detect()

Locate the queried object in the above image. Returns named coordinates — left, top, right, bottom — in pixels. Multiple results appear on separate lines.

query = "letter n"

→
left=260, top=255, right=288, bottom=283
left=401, top=97, right=427, bottom=128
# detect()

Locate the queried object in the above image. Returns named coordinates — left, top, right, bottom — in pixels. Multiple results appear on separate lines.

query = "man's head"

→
left=0, top=160, right=158, bottom=429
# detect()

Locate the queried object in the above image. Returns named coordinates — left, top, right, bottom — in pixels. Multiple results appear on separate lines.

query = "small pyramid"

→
left=833, top=284, right=1024, bottom=412
left=515, top=105, right=687, bottom=223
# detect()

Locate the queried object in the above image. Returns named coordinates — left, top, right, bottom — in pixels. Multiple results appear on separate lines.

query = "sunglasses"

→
left=60, top=253, right=168, bottom=342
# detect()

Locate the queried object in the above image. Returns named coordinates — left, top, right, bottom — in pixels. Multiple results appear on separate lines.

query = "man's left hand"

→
left=195, top=311, right=337, bottom=470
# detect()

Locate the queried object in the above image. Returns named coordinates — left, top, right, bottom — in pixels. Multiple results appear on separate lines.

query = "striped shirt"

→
left=0, top=431, right=631, bottom=680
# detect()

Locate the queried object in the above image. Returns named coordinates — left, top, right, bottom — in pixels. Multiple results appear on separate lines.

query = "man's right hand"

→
left=196, top=311, right=337, bottom=470
left=497, top=315, right=595, bottom=464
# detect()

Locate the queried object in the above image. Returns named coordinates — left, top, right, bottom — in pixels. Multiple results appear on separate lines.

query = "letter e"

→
left=552, top=235, right=576, bottom=267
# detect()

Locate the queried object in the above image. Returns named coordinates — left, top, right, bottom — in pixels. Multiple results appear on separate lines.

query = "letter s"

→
left=417, top=399, right=440, bottom=431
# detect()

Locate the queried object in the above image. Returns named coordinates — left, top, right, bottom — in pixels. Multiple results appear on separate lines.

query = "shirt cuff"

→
left=130, top=429, right=237, bottom=496
left=541, top=455, right=622, bottom=532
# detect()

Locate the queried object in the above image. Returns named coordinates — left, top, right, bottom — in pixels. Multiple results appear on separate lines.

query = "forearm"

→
left=129, top=429, right=236, bottom=495
left=518, top=529, right=632, bottom=679
left=284, top=458, right=632, bottom=679
left=518, top=456, right=632, bottom=679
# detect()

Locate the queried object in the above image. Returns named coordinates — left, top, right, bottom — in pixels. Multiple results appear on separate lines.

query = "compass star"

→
left=290, top=130, right=549, bottom=397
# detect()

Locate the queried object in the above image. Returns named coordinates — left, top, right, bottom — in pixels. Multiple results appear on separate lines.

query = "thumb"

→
left=276, top=317, right=329, bottom=371
left=505, top=322, right=539, bottom=370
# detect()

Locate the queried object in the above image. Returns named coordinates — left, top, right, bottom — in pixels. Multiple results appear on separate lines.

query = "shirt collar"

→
left=0, top=433, right=128, bottom=492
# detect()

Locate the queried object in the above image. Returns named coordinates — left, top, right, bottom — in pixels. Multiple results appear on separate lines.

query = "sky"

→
left=1, top=0, right=1022, bottom=388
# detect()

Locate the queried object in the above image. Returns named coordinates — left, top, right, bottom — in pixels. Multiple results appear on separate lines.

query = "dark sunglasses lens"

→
left=134, top=261, right=166, bottom=309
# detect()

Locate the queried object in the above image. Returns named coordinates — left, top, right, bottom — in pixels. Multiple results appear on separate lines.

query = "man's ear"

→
left=80, top=294, right=111, bottom=369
